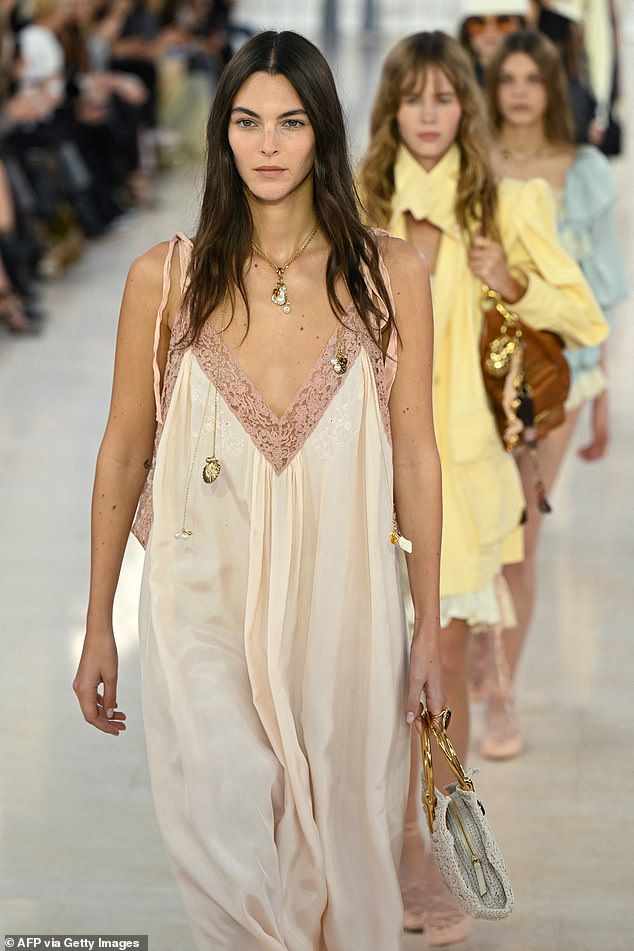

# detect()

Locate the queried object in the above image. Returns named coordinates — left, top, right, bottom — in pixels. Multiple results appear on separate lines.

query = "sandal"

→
left=0, top=289, right=38, bottom=335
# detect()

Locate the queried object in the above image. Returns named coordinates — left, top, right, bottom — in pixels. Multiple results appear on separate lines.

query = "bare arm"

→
left=382, top=236, right=446, bottom=724
left=73, top=242, right=173, bottom=735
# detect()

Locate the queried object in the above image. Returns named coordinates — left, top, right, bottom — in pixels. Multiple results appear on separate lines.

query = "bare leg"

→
left=399, top=729, right=427, bottom=932
left=481, top=409, right=582, bottom=758
left=503, top=408, right=582, bottom=679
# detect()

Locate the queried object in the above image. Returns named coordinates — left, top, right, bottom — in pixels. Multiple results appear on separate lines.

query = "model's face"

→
left=396, top=67, right=462, bottom=171
left=228, top=71, right=316, bottom=205
left=496, top=52, right=547, bottom=128
left=465, top=15, right=523, bottom=66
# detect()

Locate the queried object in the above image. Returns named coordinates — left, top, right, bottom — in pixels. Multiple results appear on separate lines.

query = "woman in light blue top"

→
left=557, top=143, right=627, bottom=408
left=482, top=28, right=627, bottom=760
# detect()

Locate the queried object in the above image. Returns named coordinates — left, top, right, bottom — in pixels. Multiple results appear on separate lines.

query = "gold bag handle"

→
left=420, top=708, right=475, bottom=834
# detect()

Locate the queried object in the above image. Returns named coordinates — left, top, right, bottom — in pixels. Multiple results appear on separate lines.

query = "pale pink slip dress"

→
left=133, top=234, right=410, bottom=950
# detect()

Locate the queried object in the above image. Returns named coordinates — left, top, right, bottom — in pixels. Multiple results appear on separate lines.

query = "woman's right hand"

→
left=73, top=629, right=126, bottom=736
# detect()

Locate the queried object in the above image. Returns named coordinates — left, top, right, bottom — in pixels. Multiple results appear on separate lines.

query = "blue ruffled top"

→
left=557, top=145, right=628, bottom=376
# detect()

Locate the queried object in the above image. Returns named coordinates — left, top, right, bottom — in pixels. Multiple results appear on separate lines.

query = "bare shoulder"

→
left=374, top=232, right=430, bottom=293
left=374, top=233, right=431, bottom=325
left=121, top=240, right=181, bottom=329
left=126, top=241, right=171, bottom=294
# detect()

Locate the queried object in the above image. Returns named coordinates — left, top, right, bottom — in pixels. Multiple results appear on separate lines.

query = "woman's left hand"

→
left=406, top=617, right=446, bottom=734
left=468, top=233, right=523, bottom=304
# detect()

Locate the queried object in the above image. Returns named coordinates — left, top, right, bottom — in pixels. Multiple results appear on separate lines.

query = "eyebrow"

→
left=230, top=107, right=308, bottom=119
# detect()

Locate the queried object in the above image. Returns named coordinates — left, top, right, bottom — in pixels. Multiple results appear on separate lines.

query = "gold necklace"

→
left=252, top=223, right=319, bottom=315
left=175, top=294, right=227, bottom=539
left=500, top=142, right=552, bottom=162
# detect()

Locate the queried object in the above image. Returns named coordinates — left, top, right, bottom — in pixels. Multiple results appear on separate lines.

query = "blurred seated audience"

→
left=0, top=0, right=253, bottom=339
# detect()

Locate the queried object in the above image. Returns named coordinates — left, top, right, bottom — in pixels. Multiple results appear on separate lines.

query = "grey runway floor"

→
left=1, top=26, right=634, bottom=951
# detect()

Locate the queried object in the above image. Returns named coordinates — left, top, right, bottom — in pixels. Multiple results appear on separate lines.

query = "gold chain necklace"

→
left=252, top=223, right=319, bottom=315
left=175, top=294, right=227, bottom=539
left=500, top=142, right=552, bottom=162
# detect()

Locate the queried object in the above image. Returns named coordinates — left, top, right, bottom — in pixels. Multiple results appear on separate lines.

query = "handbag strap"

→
left=420, top=708, right=475, bottom=834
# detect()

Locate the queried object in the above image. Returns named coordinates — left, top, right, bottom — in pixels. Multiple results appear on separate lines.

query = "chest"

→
left=206, top=263, right=351, bottom=418
left=403, top=214, right=443, bottom=275
left=493, top=149, right=575, bottom=191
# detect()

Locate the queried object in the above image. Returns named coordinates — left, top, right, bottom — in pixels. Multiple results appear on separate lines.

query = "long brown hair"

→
left=358, top=31, right=499, bottom=241
left=486, top=30, right=575, bottom=145
left=183, top=30, right=394, bottom=343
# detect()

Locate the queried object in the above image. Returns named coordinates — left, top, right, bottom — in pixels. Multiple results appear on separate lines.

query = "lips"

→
left=419, top=133, right=440, bottom=142
left=255, top=166, right=285, bottom=173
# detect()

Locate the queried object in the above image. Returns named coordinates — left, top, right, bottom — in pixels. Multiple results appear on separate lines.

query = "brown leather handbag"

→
left=479, top=285, right=570, bottom=512
left=480, top=284, right=570, bottom=450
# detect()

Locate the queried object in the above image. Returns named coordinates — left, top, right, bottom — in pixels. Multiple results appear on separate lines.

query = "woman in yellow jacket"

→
left=359, top=30, right=607, bottom=945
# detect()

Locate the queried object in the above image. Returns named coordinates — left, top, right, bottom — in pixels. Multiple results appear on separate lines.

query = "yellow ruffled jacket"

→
left=389, top=145, right=608, bottom=597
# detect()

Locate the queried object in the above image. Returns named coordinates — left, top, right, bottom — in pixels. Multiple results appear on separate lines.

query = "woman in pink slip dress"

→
left=73, top=30, right=445, bottom=950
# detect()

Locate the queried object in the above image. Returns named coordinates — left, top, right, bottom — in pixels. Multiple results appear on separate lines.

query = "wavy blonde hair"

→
left=359, top=31, right=499, bottom=241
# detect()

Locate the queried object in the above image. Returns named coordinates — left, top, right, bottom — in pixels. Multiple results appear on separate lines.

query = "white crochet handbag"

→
left=420, top=708, right=514, bottom=920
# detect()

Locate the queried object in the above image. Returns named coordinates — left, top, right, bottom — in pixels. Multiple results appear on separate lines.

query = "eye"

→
left=282, top=118, right=305, bottom=128
left=436, top=94, right=455, bottom=104
left=401, top=96, right=420, bottom=106
left=235, top=117, right=257, bottom=128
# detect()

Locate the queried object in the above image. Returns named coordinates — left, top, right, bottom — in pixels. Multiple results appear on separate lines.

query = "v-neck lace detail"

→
left=193, top=318, right=363, bottom=474
left=132, top=233, right=396, bottom=547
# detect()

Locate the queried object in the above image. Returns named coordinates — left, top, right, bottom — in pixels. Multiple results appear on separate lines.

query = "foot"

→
left=422, top=852, right=470, bottom=947
left=480, top=693, right=524, bottom=760
left=0, top=290, right=38, bottom=334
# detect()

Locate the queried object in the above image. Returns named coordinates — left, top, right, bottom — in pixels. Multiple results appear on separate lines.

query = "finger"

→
left=76, top=684, right=125, bottom=736
left=95, top=700, right=127, bottom=735
left=102, top=677, right=118, bottom=721
left=405, top=673, right=424, bottom=726
left=97, top=697, right=127, bottom=723
left=423, top=681, right=447, bottom=719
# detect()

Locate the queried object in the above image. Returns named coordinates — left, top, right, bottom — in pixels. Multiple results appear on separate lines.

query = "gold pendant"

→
left=272, top=277, right=291, bottom=314
left=202, top=456, right=221, bottom=484
left=331, top=354, right=348, bottom=375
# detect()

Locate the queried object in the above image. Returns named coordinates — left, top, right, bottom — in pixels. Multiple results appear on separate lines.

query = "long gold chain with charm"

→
left=252, top=222, right=319, bottom=315
left=175, top=294, right=227, bottom=539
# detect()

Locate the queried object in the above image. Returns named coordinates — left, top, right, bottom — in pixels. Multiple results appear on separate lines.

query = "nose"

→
left=260, top=124, right=279, bottom=156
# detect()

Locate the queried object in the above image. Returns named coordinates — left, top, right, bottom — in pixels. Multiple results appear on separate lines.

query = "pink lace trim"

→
left=194, top=316, right=368, bottom=474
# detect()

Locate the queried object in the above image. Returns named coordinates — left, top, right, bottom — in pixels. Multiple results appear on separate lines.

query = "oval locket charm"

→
left=203, top=456, right=221, bottom=484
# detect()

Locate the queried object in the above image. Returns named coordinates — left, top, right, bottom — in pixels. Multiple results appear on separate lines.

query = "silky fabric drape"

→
left=138, top=318, right=411, bottom=949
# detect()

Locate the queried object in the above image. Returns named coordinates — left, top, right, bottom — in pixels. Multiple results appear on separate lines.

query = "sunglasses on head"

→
left=466, top=15, right=519, bottom=36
